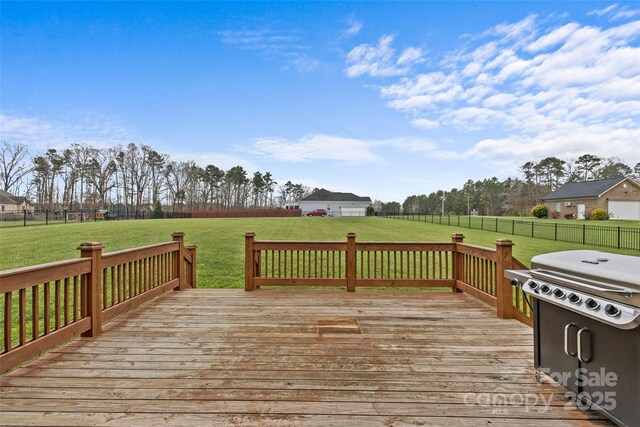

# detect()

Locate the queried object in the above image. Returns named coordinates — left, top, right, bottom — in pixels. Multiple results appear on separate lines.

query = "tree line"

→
left=396, top=155, right=639, bottom=216
left=0, top=141, right=311, bottom=215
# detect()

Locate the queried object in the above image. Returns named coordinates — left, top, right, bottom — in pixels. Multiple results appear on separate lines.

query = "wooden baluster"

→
left=54, top=280, right=60, bottom=330
left=44, top=283, right=50, bottom=335
left=32, top=285, right=39, bottom=340
left=346, top=233, right=356, bottom=292
left=19, top=288, right=26, bottom=346
left=4, top=292, right=12, bottom=352
left=64, top=278, right=70, bottom=326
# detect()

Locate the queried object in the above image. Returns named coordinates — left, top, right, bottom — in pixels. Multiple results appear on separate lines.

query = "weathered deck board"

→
left=1, top=289, right=613, bottom=426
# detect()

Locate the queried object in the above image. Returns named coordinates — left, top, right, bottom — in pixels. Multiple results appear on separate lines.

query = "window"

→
left=555, top=203, right=561, bottom=212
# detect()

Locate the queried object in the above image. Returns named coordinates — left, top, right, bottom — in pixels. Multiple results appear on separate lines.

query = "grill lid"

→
left=531, top=250, right=640, bottom=291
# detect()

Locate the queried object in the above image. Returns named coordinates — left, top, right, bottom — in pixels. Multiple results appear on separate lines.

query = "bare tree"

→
left=0, top=141, right=32, bottom=193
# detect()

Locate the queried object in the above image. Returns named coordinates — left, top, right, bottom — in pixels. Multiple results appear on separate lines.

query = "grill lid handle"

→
left=531, top=269, right=639, bottom=298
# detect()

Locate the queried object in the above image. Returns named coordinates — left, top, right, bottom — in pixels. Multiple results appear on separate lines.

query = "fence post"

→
left=186, top=244, right=197, bottom=288
left=617, top=226, right=621, bottom=249
left=78, top=242, right=103, bottom=337
left=554, top=223, right=558, bottom=241
left=346, top=232, right=356, bottom=292
left=46, top=209, right=49, bottom=225
left=531, top=222, right=534, bottom=238
left=245, top=232, right=256, bottom=291
left=23, top=209, right=26, bottom=227
left=64, top=209, right=67, bottom=224
left=172, top=232, right=185, bottom=290
left=495, top=239, right=514, bottom=320
left=512, top=220, right=515, bottom=235
left=451, top=233, right=464, bottom=293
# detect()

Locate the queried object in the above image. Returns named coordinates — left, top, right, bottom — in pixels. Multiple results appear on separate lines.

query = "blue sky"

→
left=1, top=1, right=639, bottom=202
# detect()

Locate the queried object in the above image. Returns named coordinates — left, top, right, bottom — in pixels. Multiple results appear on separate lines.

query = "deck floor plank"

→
left=1, top=289, right=613, bottom=426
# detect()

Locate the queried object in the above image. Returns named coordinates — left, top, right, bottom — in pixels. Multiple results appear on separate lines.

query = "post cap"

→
left=77, top=242, right=104, bottom=250
left=346, top=232, right=356, bottom=238
left=185, top=244, right=198, bottom=249
left=245, top=231, right=255, bottom=237
left=172, top=232, right=185, bottom=237
left=495, top=239, right=514, bottom=246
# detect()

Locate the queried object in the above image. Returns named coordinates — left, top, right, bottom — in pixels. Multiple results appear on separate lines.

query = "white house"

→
left=0, top=189, right=31, bottom=212
left=299, top=189, right=371, bottom=217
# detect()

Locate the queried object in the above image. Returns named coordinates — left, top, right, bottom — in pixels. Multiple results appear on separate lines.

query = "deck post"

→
left=186, top=244, right=197, bottom=288
left=78, top=242, right=104, bottom=337
left=245, top=232, right=256, bottom=291
left=495, top=239, right=514, bottom=319
left=450, top=234, right=464, bottom=293
left=346, top=232, right=356, bottom=292
left=172, top=232, right=185, bottom=290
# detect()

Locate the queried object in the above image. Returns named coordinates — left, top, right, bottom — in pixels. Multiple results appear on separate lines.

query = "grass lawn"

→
left=1, top=217, right=638, bottom=288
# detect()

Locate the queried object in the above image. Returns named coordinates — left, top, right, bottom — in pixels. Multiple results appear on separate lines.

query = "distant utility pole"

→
left=441, top=193, right=446, bottom=215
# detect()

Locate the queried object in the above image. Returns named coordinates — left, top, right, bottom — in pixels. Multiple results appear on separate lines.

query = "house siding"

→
left=299, top=201, right=370, bottom=217
left=543, top=179, right=640, bottom=219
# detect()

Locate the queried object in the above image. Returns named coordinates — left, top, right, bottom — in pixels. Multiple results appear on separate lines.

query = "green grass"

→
left=1, top=217, right=638, bottom=288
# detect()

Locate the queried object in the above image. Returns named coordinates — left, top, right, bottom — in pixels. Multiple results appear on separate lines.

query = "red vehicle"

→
left=306, top=209, right=328, bottom=217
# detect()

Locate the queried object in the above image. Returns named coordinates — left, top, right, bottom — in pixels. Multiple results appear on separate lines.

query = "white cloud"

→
left=411, top=118, right=439, bottom=129
left=345, top=35, right=422, bottom=78
left=343, top=20, right=363, bottom=37
left=397, top=47, right=424, bottom=66
left=589, top=3, right=640, bottom=21
left=219, top=27, right=320, bottom=74
left=589, top=4, right=620, bottom=17
left=251, top=134, right=383, bottom=164
left=0, top=112, right=136, bottom=151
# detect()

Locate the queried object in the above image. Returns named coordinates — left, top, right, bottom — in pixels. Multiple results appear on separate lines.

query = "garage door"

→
left=608, top=201, right=640, bottom=220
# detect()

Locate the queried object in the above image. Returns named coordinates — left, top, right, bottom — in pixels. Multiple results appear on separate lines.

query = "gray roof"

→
left=301, top=188, right=371, bottom=202
left=542, top=177, right=628, bottom=200
left=0, top=189, right=26, bottom=204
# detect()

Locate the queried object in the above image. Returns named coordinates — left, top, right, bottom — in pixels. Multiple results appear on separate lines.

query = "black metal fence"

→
left=0, top=209, right=184, bottom=228
left=380, top=213, right=640, bottom=251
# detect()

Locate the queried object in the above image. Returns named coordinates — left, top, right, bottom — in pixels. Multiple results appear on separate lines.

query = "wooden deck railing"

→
left=0, top=232, right=196, bottom=372
left=245, top=232, right=532, bottom=327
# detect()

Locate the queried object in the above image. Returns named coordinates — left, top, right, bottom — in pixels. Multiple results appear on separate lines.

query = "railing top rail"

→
left=0, top=258, right=91, bottom=293
left=101, top=242, right=179, bottom=268
left=356, top=242, right=455, bottom=251
left=253, top=241, right=347, bottom=251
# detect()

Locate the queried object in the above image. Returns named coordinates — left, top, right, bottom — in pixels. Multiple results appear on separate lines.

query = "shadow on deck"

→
left=0, top=289, right=613, bottom=426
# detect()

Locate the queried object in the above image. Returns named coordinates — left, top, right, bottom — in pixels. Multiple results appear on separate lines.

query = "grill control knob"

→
left=528, top=281, right=539, bottom=291
left=604, top=304, right=621, bottom=317
left=568, top=293, right=581, bottom=304
left=585, top=298, right=600, bottom=310
left=539, top=284, right=552, bottom=294
left=553, top=289, right=566, bottom=299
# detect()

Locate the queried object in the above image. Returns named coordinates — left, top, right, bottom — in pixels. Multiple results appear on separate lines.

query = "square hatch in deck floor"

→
left=315, top=317, right=361, bottom=334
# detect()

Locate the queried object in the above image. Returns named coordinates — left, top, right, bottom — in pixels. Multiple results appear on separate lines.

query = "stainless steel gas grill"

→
left=506, top=250, right=640, bottom=427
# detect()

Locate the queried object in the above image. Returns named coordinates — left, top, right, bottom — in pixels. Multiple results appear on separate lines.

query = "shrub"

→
left=531, top=204, right=548, bottom=218
left=366, top=206, right=375, bottom=216
left=591, top=208, right=607, bottom=221
left=151, top=200, right=163, bottom=219
left=564, top=213, right=575, bottom=219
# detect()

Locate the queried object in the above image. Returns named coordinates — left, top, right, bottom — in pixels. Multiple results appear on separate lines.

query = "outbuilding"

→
left=541, top=176, right=640, bottom=220
left=299, top=189, right=371, bottom=217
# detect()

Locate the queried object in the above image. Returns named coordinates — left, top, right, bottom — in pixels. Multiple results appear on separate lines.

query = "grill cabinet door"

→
left=535, top=300, right=580, bottom=393
left=577, top=315, right=640, bottom=427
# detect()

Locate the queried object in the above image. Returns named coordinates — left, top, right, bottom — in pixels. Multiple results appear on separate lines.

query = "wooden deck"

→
left=1, top=289, right=613, bottom=426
